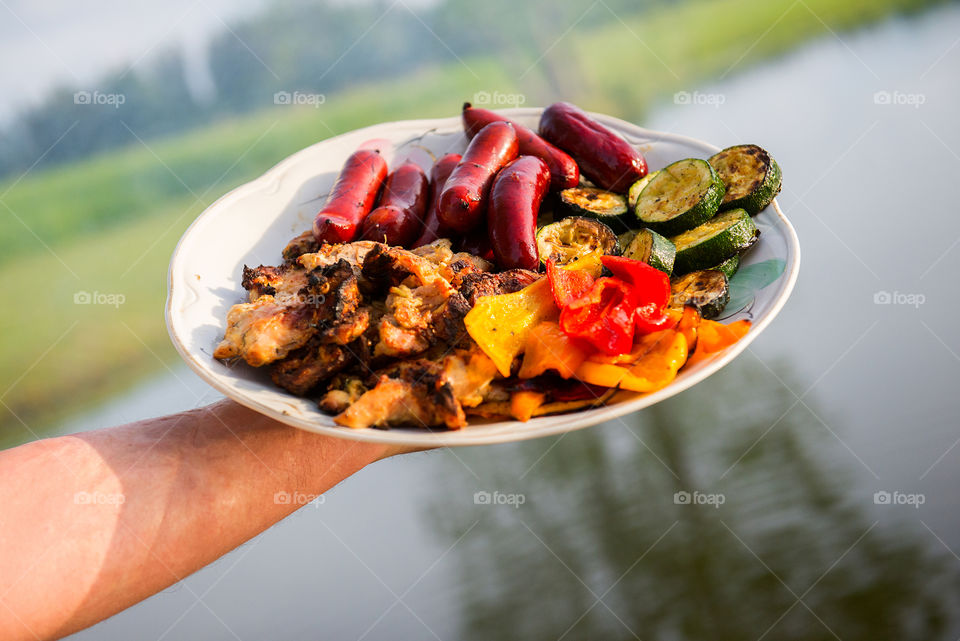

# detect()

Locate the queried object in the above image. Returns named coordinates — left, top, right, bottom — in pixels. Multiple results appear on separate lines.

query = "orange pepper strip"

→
left=510, top=390, right=547, bottom=422
left=685, top=319, right=751, bottom=367
left=518, top=321, right=588, bottom=379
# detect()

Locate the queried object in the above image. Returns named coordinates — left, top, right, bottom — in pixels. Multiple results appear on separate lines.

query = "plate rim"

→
left=165, top=108, right=801, bottom=447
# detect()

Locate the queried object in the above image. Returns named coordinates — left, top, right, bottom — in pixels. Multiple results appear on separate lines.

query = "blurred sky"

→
left=0, top=0, right=269, bottom=121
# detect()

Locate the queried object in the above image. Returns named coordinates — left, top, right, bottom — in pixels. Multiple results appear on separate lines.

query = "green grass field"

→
left=0, top=0, right=944, bottom=441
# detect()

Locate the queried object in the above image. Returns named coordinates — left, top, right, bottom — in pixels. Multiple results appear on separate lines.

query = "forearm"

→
left=0, top=400, right=396, bottom=640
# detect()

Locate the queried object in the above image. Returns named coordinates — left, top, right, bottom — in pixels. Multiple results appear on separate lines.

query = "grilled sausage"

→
left=462, top=102, right=579, bottom=191
left=539, top=102, right=647, bottom=192
left=359, top=162, right=428, bottom=246
left=413, top=153, right=461, bottom=248
left=488, top=155, right=550, bottom=270
left=438, top=121, right=518, bottom=233
left=313, top=149, right=388, bottom=244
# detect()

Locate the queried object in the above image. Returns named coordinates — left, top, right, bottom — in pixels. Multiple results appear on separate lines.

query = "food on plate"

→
left=633, top=157, right=725, bottom=236
left=558, top=186, right=631, bottom=233
left=539, top=101, right=647, bottom=192
left=710, top=254, right=741, bottom=279
left=438, top=121, right=519, bottom=232
left=213, top=100, right=782, bottom=430
left=670, top=270, right=730, bottom=319
left=670, top=208, right=759, bottom=275
left=359, top=162, right=429, bottom=246
left=488, top=155, right=551, bottom=270
left=313, top=149, right=388, bottom=244
left=627, top=169, right=660, bottom=210
left=535, top=217, right=619, bottom=266
left=620, top=228, right=675, bottom=275
left=462, top=102, right=579, bottom=191
left=708, top=144, right=782, bottom=215
left=413, top=153, right=461, bottom=248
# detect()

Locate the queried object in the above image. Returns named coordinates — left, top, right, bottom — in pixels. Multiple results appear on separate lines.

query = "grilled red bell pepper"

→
left=559, top=277, right=637, bottom=355
left=600, top=256, right=672, bottom=334
left=545, top=259, right=595, bottom=307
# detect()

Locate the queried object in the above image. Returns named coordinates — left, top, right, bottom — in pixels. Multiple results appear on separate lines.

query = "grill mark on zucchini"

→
left=634, top=158, right=724, bottom=236
left=627, top=170, right=660, bottom=210
left=559, top=187, right=630, bottom=233
left=670, top=270, right=729, bottom=319
left=708, top=144, right=782, bottom=215
left=536, top=216, right=619, bottom=265
left=670, top=208, right=759, bottom=275
left=622, top=228, right=675, bottom=275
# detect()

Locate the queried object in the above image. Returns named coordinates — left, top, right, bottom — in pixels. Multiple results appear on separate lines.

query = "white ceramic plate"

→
left=166, top=108, right=800, bottom=447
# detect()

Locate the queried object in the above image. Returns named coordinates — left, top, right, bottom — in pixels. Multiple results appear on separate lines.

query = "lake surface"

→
left=62, top=4, right=960, bottom=639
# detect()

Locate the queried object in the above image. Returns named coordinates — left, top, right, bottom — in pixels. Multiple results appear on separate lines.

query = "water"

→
left=60, top=5, right=960, bottom=639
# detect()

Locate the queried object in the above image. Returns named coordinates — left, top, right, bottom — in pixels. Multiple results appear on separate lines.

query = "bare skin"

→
left=0, top=400, right=414, bottom=640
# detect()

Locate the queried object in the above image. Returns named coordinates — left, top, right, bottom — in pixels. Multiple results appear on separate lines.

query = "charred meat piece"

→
left=319, top=375, right=369, bottom=414
left=213, top=296, right=318, bottom=367
left=270, top=338, right=350, bottom=396
left=214, top=258, right=363, bottom=367
left=331, top=349, right=498, bottom=430
left=241, top=263, right=308, bottom=302
left=457, top=269, right=540, bottom=305
left=334, top=359, right=465, bottom=430
left=282, top=230, right=319, bottom=263
left=305, top=259, right=362, bottom=332
left=298, top=240, right=379, bottom=272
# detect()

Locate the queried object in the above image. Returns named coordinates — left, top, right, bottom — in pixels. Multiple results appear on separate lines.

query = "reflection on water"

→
left=429, top=358, right=960, bottom=640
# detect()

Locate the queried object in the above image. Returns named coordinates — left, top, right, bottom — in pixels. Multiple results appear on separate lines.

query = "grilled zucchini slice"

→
left=618, top=229, right=640, bottom=249
left=670, top=208, right=759, bottom=275
left=671, top=270, right=730, bottom=319
left=536, top=216, right=619, bottom=266
left=559, top=187, right=631, bottom=233
left=709, top=254, right=741, bottom=280
left=634, top=158, right=724, bottom=236
left=626, top=170, right=660, bottom=210
left=708, top=144, right=782, bottom=215
left=622, top=229, right=676, bottom=275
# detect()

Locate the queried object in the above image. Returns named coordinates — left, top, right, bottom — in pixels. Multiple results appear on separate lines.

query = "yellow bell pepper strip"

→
left=510, top=390, right=547, bottom=422
left=628, top=330, right=688, bottom=386
left=574, top=330, right=687, bottom=393
left=517, top=321, right=589, bottom=379
left=465, top=253, right=604, bottom=378
left=464, top=277, right=557, bottom=377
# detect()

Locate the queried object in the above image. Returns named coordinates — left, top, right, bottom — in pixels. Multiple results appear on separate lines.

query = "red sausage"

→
left=462, top=102, right=578, bottom=192
left=313, top=149, right=388, bottom=244
left=539, top=102, right=647, bottom=192
left=488, top=155, right=550, bottom=271
left=359, top=162, right=428, bottom=246
left=359, top=206, right=419, bottom=246
left=457, top=229, right=495, bottom=262
left=413, top=153, right=461, bottom=248
left=438, top=121, right=518, bottom=234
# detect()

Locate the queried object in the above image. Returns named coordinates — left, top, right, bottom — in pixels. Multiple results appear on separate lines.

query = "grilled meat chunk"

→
left=214, top=258, right=363, bottom=367
left=213, top=296, right=318, bottom=367
left=270, top=338, right=350, bottom=395
left=331, top=349, right=498, bottom=429
left=458, top=269, right=540, bottom=305
left=241, top=263, right=308, bottom=301
left=298, top=240, right=379, bottom=271
left=318, top=375, right=369, bottom=414
left=282, top=230, right=319, bottom=263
